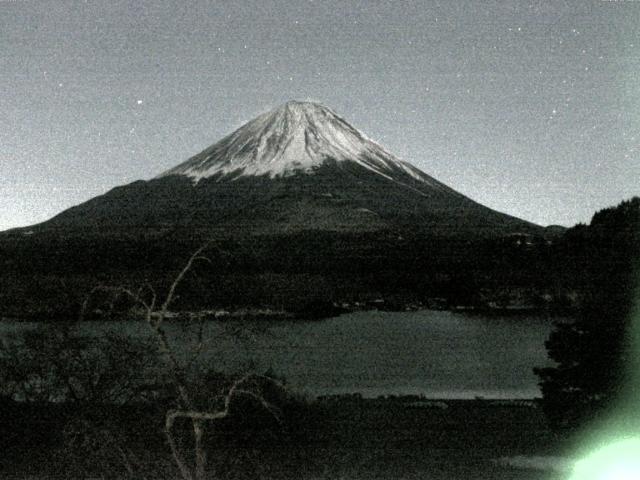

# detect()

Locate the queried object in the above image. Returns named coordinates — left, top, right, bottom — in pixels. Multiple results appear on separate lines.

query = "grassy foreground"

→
left=0, top=396, right=572, bottom=480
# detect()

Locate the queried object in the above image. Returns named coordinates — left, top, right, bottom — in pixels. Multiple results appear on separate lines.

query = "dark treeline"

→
left=0, top=198, right=637, bottom=320
left=535, top=196, right=640, bottom=430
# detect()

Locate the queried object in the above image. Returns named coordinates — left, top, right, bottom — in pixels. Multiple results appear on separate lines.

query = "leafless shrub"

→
left=0, top=324, right=166, bottom=478
left=0, top=326, right=161, bottom=405
left=80, top=243, right=287, bottom=480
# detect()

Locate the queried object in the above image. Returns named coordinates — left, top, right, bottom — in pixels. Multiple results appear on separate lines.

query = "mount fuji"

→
left=0, top=101, right=547, bottom=318
left=160, top=100, right=450, bottom=185
left=38, top=100, right=537, bottom=235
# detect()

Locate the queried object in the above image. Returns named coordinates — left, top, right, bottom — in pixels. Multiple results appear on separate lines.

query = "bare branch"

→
left=80, top=285, right=153, bottom=322
left=167, top=409, right=228, bottom=424
left=86, top=240, right=287, bottom=480
left=164, top=412, right=197, bottom=480
left=230, top=389, right=283, bottom=424
left=159, top=243, right=213, bottom=323
left=184, top=319, right=207, bottom=371
left=161, top=369, right=286, bottom=480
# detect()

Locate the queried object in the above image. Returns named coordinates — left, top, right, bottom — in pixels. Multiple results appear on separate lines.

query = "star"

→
left=137, top=100, right=143, bottom=105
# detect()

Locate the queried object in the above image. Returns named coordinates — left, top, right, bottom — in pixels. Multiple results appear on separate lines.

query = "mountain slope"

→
left=38, top=101, right=538, bottom=236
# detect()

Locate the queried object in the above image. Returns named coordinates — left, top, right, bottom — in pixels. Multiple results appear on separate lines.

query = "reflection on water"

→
left=0, top=310, right=557, bottom=399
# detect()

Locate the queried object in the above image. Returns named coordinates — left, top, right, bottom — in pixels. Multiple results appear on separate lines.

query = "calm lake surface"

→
left=0, top=310, right=557, bottom=399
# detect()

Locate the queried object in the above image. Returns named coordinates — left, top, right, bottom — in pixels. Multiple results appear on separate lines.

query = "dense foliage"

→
left=0, top=326, right=161, bottom=404
left=535, top=197, right=640, bottom=429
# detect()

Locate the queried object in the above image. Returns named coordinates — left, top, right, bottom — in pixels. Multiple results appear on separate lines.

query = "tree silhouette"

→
left=535, top=197, right=639, bottom=429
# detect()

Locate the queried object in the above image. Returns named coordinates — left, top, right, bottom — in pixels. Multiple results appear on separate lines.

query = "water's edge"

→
left=0, top=310, right=558, bottom=399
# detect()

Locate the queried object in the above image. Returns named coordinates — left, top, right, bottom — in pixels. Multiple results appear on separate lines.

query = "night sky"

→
left=1, top=0, right=639, bottom=231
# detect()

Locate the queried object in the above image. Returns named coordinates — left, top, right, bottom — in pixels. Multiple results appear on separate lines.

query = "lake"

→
left=0, top=310, right=557, bottom=399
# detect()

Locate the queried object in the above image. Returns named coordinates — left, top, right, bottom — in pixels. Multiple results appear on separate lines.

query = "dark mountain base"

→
left=0, top=226, right=568, bottom=321
left=31, top=165, right=540, bottom=236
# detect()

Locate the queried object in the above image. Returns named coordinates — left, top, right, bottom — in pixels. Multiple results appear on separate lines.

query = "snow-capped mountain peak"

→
left=159, top=100, right=429, bottom=183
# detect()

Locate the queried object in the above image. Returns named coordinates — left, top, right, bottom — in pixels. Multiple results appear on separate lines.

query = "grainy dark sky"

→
left=1, top=0, right=639, bottom=230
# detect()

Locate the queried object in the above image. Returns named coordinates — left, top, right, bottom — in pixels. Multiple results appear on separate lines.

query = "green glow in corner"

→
left=570, top=438, right=640, bottom=480
left=568, top=277, right=640, bottom=480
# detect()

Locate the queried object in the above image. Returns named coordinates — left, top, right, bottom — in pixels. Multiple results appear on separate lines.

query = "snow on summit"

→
left=159, top=101, right=429, bottom=183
